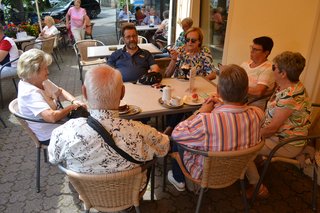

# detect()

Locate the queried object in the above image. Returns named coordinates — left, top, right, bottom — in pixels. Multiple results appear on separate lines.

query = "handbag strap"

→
left=87, top=116, right=144, bottom=164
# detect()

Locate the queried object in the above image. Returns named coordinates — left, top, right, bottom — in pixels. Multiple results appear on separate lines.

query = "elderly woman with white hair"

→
left=17, top=49, right=83, bottom=145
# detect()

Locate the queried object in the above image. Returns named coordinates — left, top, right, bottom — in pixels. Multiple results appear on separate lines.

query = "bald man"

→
left=48, top=65, right=169, bottom=173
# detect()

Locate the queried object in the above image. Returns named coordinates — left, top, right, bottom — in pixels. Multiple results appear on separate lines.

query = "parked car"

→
left=42, top=0, right=101, bottom=20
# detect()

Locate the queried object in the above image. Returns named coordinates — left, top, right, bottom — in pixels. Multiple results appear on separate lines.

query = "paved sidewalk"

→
left=0, top=7, right=319, bottom=213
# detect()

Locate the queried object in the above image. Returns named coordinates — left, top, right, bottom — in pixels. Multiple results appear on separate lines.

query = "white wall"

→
left=224, top=0, right=320, bottom=102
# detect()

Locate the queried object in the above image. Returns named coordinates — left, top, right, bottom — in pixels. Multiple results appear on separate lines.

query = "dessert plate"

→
left=119, top=105, right=141, bottom=116
left=183, top=95, right=205, bottom=105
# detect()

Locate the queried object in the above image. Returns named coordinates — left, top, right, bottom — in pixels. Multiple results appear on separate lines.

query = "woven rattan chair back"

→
left=59, top=161, right=154, bottom=213
left=165, top=140, right=264, bottom=213
left=73, top=39, right=106, bottom=83
left=41, top=37, right=55, bottom=54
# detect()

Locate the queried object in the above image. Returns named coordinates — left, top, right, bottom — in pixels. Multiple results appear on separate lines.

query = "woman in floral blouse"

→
left=165, top=27, right=216, bottom=80
left=246, top=51, right=311, bottom=199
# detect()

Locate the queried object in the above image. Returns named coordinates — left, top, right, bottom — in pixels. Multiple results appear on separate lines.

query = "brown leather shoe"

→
left=246, top=184, right=269, bottom=200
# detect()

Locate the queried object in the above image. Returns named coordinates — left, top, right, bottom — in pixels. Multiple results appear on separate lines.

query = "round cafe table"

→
left=13, top=36, right=36, bottom=49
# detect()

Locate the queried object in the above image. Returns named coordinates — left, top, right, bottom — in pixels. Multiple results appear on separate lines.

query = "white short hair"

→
left=84, top=65, right=123, bottom=109
left=17, top=49, right=52, bottom=81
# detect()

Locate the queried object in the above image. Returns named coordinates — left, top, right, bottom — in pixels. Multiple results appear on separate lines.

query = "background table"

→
left=87, top=43, right=162, bottom=58
left=136, top=25, right=159, bottom=31
left=13, top=36, right=36, bottom=49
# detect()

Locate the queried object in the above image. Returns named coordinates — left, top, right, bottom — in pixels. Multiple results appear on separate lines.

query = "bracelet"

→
left=71, top=99, right=75, bottom=104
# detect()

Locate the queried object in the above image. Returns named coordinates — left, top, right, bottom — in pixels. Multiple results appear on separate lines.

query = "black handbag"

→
left=68, top=105, right=90, bottom=119
left=138, top=72, right=162, bottom=85
left=87, top=116, right=144, bottom=164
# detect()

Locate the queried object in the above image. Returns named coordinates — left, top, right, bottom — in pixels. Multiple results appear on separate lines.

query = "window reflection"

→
left=207, top=0, right=229, bottom=63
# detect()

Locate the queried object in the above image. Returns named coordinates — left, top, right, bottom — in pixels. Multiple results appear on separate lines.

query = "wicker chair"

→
left=58, top=158, right=156, bottom=213
left=251, top=103, right=320, bottom=211
left=8, top=99, right=49, bottom=192
left=73, top=39, right=106, bottom=83
left=163, top=140, right=265, bottom=213
left=23, top=37, right=61, bottom=71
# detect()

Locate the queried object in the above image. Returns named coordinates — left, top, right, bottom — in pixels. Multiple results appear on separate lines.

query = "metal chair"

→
left=0, top=50, right=23, bottom=108
left=23, top=37, right=61, bottom=71
left=118, top=35, right=148, bottom=45
left=163, top=139, right=265, bottom=213
left=73, top=39, right=106, bottom=83
left=58, top=158, right=156, bottom=213
left=8, top=99, right=51, bottom=192
left=251, top=103, right=320, bottom=211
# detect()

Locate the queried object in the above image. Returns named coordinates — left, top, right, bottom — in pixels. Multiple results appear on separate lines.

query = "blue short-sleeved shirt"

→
left=107, top=46, right=156, bottom=82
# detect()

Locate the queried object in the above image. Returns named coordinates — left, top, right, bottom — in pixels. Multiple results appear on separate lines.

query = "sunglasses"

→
left=185, top=38, right=198, bottom=43
left=272, top=64, right=277, bottom=71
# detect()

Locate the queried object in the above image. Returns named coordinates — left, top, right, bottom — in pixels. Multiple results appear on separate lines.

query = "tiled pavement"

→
left=0, top=7, right=319, bottom=213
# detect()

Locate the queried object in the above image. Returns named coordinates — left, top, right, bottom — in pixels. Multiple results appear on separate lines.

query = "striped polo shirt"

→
left=172, top=104, right=264, bottom=180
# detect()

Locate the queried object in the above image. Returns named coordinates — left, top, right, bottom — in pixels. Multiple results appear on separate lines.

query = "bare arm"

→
left=248, top=84, right=268, bottom=97
left=261, top=107, right=294, bottom=138
left=40, top=104, right=78, bottom=123
left=164, top=49, right=178, bottom=77
left=0, top=50, right=8, bottom=62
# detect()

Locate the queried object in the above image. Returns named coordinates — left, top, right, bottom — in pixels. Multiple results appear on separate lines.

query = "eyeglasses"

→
left=185, top=38, right=198, bottom=43
left=124, top=35, right=137, bottom=40
left=250, top=45, right=263, bottom=52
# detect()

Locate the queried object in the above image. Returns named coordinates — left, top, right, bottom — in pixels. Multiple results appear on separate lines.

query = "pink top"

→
left=67, top=6, right=86, bottom=29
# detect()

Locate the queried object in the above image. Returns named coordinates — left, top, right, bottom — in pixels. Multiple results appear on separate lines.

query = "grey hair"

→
left=17, top=49, right=52, bottom=81
left=181, top=17, right=193, bottom=28
left=84, top=65, right=123, bottom=109
left=218, top=64, right=248, bottom=103
left=273, top=51, right=306, bottom=82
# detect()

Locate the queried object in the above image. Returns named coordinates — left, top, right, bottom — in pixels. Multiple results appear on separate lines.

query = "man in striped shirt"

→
left=167, top=64, right=264, bottom=192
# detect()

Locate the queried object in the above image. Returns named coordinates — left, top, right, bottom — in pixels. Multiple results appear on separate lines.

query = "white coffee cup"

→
left=162, top=86, right=172, bottom=103
left=170, top=96, right=181, bottom=106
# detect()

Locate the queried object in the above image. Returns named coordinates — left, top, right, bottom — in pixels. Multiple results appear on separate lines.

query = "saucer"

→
left=158, top=98, right=184, bottom=109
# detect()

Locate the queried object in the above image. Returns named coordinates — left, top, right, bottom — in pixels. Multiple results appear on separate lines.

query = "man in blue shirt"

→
left=107, top=24, right=160, bottom=82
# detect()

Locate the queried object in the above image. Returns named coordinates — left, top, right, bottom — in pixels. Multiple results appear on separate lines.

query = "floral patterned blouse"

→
left=172, top=46, right=215, bottom=78
left=48, top=109, right=169, bottom=173
left=264, top=81, right=311, bottom=146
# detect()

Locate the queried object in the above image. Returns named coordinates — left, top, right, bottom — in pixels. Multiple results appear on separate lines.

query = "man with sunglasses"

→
left=165, top=27, right=216, bottom=80
left=107, top=23, right=160, bottom=82
left=241, top=36, right=275, bottom=110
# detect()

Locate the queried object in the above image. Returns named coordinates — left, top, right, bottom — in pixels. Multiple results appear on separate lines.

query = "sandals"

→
left=246, top=184, right=269, bottom=200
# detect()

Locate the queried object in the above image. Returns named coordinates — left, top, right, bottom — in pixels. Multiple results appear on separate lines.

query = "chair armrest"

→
left=170, top=137, right=209, bottom=157
left=13, top=111, right=67, bottom=124
left=266, top=134, right=320, bottom=161
left=0, top=57, right=19, bottom=72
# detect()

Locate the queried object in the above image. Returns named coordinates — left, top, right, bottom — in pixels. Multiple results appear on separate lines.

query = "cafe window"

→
left=200, top=0, right=229, bottom=64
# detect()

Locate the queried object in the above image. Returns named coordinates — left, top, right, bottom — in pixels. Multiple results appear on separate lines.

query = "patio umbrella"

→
left=126, top=0, right=129, bottom=22
left=35, top=0, right=43, bottom=30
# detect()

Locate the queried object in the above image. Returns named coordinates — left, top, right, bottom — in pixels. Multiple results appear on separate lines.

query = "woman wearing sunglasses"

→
left=165, top=27, right=216, bottom=80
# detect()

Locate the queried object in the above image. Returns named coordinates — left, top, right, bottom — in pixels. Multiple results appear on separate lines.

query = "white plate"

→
left=183, top=95, right=205, bottom=105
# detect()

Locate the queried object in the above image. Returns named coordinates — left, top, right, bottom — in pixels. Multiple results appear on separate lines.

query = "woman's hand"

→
left=169, top=49, right=178, bottom=61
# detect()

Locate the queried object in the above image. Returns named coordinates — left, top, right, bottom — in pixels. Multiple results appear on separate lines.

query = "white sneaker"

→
left=167, top=170, right=185, bottom=191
